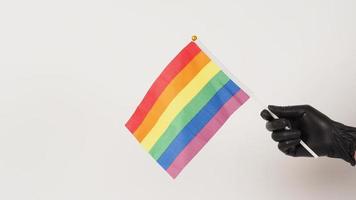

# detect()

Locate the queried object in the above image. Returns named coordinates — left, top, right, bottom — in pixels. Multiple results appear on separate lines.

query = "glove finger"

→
left=271, top=130, right=301, bottom=142
left=268, top=105, right=306, bottom=118
left=278, top=139, right=301, bottom=155
left=260, top=109, right=274, bottom=121
left=266, top=118, right=291, bottom=131
left=285, top=146, right=297, bottom=156
left=293, top=144, right=314, bottom=157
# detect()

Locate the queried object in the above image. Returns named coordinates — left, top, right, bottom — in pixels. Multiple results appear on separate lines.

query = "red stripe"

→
left=125, top=42, right=201, bottom=133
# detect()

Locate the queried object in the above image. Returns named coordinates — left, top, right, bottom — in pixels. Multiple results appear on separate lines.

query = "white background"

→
left=1, top=0, right=356, bottom=199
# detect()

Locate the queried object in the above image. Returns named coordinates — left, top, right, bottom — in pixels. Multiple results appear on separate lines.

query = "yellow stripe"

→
left=141, top=61, right=220, bottom=150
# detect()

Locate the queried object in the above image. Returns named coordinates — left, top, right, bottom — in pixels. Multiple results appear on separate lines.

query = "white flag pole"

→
left=193, top=35, right=318, bottom=158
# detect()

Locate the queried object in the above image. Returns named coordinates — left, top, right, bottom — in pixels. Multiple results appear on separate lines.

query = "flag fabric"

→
left=126, top=41, right=249, bottom=178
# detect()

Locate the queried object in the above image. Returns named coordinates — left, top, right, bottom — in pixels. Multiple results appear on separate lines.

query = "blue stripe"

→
left=157, top=80, right=240, bottom=169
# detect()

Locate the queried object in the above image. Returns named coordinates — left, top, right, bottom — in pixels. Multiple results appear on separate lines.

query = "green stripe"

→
left=149, top=71, right=230, bottom=159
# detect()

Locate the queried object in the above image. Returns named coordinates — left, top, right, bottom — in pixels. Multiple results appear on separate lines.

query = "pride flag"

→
left=126, top=41, right=249, bottom=178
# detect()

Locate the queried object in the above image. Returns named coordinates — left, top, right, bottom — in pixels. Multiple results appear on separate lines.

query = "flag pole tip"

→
left=191, top=35, right=198, bottom=41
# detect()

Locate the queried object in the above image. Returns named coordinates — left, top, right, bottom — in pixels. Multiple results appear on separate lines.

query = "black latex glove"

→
left=261, top=105, right=356, bottom=166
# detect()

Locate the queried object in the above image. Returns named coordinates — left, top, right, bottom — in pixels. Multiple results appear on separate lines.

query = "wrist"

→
left=342, top=124, right=356, bottom=165
left=331, top=122, right=356, bottom=166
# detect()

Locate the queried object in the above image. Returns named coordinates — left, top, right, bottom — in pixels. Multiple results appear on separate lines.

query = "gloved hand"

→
left=260, top=105, right=356, bottom=166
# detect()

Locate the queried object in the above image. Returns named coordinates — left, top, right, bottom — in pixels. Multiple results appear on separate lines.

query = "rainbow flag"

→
left=126, top=41, right=249, bottom=178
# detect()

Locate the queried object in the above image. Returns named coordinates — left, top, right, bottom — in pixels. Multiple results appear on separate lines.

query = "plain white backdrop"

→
left=1, top=0, right=356, bottom=199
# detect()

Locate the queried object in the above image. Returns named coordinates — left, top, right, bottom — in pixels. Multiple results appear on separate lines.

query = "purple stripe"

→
left=166, top=90, right=249, bottom=178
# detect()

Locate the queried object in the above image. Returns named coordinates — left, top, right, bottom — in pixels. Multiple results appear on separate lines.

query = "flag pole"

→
left=192, top=35, right=319, bottom=158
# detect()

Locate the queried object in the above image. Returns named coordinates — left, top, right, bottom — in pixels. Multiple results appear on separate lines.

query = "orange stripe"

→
left=133, top=51, right=210, bottom=142
left=126, top=42, right=201, bottom=133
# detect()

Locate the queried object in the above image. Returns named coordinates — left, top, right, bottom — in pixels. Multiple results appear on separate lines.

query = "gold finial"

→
left=191, top=35, right=198, bottom=41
